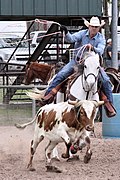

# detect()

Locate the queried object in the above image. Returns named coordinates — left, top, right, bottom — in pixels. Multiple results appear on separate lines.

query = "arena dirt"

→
left=0, top=122, right=120, bottom=180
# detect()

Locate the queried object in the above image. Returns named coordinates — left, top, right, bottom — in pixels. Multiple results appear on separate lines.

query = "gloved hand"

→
left=60, top=25, right=68, bottom=35
left=86, top=43, right=94, bottom=51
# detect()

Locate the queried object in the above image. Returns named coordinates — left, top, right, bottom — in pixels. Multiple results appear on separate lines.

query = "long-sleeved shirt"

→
left=65, top=29, right=106, bottom=56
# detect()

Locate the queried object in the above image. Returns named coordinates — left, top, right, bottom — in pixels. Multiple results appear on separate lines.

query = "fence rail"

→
left=0, top=84, right=46, bottom=125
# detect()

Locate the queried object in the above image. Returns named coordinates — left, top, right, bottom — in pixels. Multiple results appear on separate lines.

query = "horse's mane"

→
left=82, top=51, right=96, bottom=59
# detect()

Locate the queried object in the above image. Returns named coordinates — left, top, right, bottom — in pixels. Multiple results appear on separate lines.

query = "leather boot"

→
left=38, top=88, right=57, bottom=106
left=100, top=91, right=116, bottom=118
left=104, top=100, right=116, bottom=117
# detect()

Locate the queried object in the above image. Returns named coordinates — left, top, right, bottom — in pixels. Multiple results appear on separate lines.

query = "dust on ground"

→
left=0, top=122, right=120, bottom=180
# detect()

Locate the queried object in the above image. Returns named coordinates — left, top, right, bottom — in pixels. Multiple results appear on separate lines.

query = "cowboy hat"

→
left=84, top=16, right=105, bottom=27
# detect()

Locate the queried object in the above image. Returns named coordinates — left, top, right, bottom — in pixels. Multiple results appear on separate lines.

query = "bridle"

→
left=81, top=62, right=100, bottom=100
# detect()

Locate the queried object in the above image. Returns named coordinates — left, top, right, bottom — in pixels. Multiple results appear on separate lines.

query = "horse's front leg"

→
left=61, top=142, right=71, bottom=159
left=52, top=146, right=60, bottom=161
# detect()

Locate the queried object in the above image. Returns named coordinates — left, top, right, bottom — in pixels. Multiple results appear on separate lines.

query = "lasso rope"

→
left=15, top=18, right=64, bottom=45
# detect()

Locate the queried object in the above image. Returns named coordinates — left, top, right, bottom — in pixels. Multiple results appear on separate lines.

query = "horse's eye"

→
left=84, top=65, right=87, bottom=68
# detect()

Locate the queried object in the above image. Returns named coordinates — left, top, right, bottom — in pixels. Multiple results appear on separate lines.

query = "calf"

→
left=15, top=100, right=104, bottom=173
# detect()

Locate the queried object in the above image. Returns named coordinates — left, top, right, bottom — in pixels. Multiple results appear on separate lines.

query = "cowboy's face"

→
left=89, top=25, right=100, bottom=37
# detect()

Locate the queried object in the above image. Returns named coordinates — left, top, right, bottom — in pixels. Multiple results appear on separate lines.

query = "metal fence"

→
left=0, top=78, right=47, bottom=126
left=0, top=21, right=70, bottom=126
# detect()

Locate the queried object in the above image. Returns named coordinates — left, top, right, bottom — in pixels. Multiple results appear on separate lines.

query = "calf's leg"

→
left=45, top=141, right=62, bottom=173
left=84, top=136, right=92, bottom=163
left=27, top=135, right=44, bottom=170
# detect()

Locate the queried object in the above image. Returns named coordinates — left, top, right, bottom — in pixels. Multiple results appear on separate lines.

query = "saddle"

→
left=105, top=67, right=120, bottom=93
left=105, top=68, right=120, bottom=81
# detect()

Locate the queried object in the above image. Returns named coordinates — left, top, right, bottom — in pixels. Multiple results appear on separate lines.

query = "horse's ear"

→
left=25, top=62, right=31, bottom=70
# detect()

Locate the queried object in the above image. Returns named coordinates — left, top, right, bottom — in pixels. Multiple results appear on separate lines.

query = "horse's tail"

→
left=15, top=113, right=37, bottom=129
left=32, top=87, right=45, bottom=94
left=26, top=89, right=46, bottom=100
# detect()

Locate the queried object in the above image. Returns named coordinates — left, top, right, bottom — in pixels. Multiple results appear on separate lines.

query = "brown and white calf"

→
left=15, top=100, right=104, bottom=173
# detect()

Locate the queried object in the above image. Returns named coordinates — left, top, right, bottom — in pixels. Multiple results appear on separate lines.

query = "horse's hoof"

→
left=67, top=155, right=79, bottom=162
left=61, top=153, right=69, bottom=159
left=46, top=165, right=62, bottom=173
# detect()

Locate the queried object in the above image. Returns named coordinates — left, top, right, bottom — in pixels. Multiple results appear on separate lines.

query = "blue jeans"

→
left=45, top=59, right=76, bottom=94
left=45, top=60, right=113, bottom=103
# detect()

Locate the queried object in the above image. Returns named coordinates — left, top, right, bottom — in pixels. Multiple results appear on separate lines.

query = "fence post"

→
left=32, top=99, right=36, bottom=118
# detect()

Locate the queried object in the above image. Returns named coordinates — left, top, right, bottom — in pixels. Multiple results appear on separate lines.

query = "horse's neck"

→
left=55, top=75, right=99, bottom=103
left=32, top=65, right=55, bottom=83
left=70, top=75, right=98, bottom=101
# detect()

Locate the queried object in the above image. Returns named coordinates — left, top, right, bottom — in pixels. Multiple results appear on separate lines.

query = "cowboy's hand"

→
left=60, top=25, right=68, bottom=35
left=86, top=44, right=93, bottom=51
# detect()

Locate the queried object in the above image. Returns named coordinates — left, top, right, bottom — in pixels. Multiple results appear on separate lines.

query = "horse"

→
left=23, top=61, right=65, bottom=86
left=22, top=62, right=55, bottom=85
left=29, top=51, right=100, bottom=104
left=23, top=51, right=101, bottom=161
left=105, top=67, right=120, bottom=93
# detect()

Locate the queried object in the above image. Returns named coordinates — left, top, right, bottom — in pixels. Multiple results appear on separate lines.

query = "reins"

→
left=74, top=45, right=91, bottom=64
left=81, top=72, right=99, bottom=100
left=80, top=53, right=100, bottom=100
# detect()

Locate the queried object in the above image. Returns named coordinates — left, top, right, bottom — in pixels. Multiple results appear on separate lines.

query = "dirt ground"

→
left=0, top=122, right=120, bottom=180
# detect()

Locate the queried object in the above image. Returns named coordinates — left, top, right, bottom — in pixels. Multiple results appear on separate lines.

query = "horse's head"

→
left=82, top=52, right=100, bottom=90
left=23, top=62, right=56, bottom=85
left=23, top=62, right=35, bottom=85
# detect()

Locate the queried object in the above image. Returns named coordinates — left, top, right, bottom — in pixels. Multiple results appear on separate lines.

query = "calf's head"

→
left=68, top=100, right=104, bottom=131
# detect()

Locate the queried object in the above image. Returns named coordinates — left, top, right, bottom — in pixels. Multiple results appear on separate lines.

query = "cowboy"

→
left=39, top=16, right=116, bottom=117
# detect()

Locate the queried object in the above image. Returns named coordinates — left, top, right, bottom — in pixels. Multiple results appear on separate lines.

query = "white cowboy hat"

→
left=84, top=16, right=105, bottom=27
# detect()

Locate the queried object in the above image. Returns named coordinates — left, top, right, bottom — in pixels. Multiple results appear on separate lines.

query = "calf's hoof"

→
left=52, top=157, right=60, bottom=162
left=61, top=153, right=69, bottom=159
left=46, top=165, right=62, bottom=173
left=28, top=167, right=36, bottom=171
left=27, top=163, right=36, bottom=171
left=67, top=155, right=79, bottom=162
left=84, top=152, right=92, bottom=164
